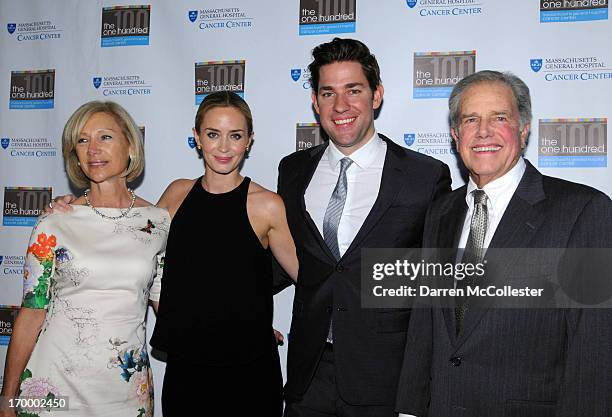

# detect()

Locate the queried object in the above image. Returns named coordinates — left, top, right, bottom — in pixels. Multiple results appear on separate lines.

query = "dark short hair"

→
left=449, top=70, right=532, bottom=132
left=194, top=91, right=253, bottom=136
left=308, top=37, right=381, bottom=93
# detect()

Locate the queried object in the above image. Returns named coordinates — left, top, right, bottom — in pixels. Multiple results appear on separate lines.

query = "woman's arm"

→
left=148, top=253, right=164, bottom=314
left=0, top=308, right=46, bottom=400
left=267, top=194, right=299, bottom=281
left=149, top=180, right=193, bottom=315
left=1, top=216, right=54, bottom=413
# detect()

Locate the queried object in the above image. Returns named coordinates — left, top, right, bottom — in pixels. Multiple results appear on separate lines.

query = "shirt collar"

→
left=326, top=131, right=384, bottom=171
left=465, top=157, right=526, bottom=215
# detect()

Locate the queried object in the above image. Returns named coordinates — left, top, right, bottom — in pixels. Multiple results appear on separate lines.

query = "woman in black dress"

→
left=151, top=91, right=297, bottom=416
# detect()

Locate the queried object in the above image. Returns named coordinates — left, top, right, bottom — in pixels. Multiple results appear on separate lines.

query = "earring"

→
left=196, top=144, right=202, bottom=150
left=77, top=161, right=81, bottom=166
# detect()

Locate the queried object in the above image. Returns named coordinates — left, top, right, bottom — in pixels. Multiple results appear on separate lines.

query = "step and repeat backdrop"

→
left=0, top=0, right=610, bottom=414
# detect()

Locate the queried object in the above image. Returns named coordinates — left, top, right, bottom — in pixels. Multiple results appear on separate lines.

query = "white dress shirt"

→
left=399, top=158, right=526, bottom=417
left=457, top=158, right=526, bottom=250
left=305, top=132, right=386, bottom=257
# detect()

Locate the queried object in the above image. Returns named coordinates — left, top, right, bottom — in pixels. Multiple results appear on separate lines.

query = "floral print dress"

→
left=19, top=206, right=168, bottom=417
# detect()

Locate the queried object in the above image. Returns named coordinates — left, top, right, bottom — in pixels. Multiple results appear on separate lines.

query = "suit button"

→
left=336, top=264, right=344, bottom=272
left=337, top=307, right=347, bottom=311
left=450, top=356, right=461, bottom=366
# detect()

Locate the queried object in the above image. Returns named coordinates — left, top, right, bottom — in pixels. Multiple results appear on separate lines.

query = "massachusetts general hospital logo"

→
left=291, top=69, right=301, bottom=81
left=530, top=59, right=543, bottom=73
left=5, top=20, right=61, bottom=41
left=404, top=133, right=416, bottom=146
left=406, top=0, right=484, bottom=17
left=187, top=136, right=197, bottom=149
left=0, top=137, right=57, bottom=158
left=532, top=55, right=611, bottom=81
left=188, top=7, right=253, bottom=30
left=403, top=132, right=455, bottom=156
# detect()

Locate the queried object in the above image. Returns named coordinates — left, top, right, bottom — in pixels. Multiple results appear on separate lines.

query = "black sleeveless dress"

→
left=151, top=177, right=282, bottom=416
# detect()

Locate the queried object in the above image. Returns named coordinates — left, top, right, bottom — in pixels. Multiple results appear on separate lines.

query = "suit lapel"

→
left=297, top=143, right=337, bottom=262
left=436, top=190, right=469, bottom=343
left=343, top=136, right=408, bottom=256
left=488, top=161, right=546, bottom=250
left=454, top=160, right=547, bottom=350
left=436, top=189, right=468, bottom=249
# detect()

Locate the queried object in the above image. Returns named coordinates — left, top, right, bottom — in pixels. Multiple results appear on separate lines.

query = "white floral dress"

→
left=19, top=206, right=168, bottom=417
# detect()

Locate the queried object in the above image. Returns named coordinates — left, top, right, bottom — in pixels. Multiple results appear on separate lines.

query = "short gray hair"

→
left=449, top=70, right=532, bottom=132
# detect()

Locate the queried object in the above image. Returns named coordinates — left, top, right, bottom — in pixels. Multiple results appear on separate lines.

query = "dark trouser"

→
left=284, top=344, right=398, bottom=417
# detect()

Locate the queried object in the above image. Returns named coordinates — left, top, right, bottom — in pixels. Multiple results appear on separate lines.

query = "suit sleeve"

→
left=396, top=206, right=441, bottom=415
left=272, top=157, right=296, bottom=295
left=556, top=192, right=612, bottom=417
left=430, top=163, right=452, bottom=202
left=396, top=306, right=433, bottom=416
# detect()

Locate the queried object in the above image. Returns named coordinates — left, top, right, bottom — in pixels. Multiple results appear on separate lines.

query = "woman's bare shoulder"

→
left=166, top=178, right=196, bottom=193
left=160, top=179, right=195, bottom=200
left=248, top=180, right=284, bottom=212
left=157, top=178, right=197, bottom=212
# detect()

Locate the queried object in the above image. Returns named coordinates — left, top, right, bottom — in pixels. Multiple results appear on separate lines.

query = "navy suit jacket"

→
left=396, top=160, right=612, bottom=417
left=277, top=135, right=451, bottom=405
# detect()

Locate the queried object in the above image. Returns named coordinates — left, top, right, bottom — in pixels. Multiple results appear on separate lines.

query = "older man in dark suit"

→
left=396, top=70, right=612, bottom=417
left=277, top=38, right=451, bottom=417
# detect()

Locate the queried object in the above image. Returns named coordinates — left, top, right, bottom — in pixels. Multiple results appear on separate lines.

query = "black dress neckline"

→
left=198, top=176, right=249, bottom=196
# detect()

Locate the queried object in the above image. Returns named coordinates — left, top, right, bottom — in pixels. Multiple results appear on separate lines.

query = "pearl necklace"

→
left=84, top=188, right=136, bottom=220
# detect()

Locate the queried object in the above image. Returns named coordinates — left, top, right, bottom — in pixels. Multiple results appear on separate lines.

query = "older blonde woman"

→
left=0, top=101, right=167, bottom=417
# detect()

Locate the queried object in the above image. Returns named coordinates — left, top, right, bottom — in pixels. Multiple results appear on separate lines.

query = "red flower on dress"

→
left=28, top=233, right=57, bottom=261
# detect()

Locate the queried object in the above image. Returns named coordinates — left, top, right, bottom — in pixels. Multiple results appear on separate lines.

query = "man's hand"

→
left=46, top=194, right=76, bottom=214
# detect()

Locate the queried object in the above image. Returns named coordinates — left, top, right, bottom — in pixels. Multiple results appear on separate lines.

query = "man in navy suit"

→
left=277, top=38, right=451, bottom=417
left=396, top=70, right=612, bottom=417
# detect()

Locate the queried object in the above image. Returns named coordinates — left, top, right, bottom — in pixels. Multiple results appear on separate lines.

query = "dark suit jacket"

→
left=396, top=160, right=612, bottom=417
left=277, top=134, right=451, bottom=405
